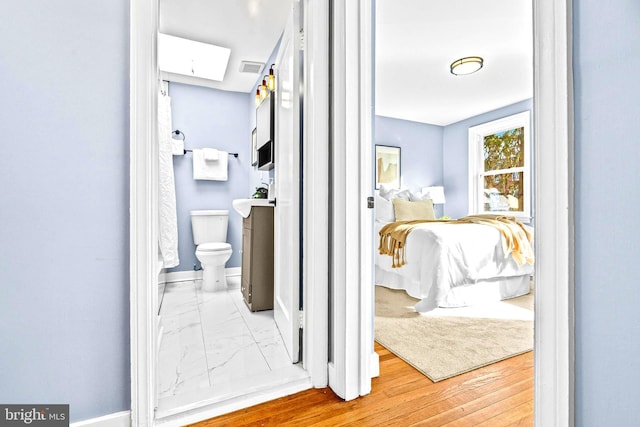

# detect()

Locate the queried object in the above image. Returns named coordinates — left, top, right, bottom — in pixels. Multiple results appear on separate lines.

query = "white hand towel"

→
left=193, top=149, right=228, bottom=181
left=202, top=148, right=219, bottom=161
left=171, top=139, right=184, bottom=156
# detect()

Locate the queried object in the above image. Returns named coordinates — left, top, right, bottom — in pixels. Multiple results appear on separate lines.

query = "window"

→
left=468, top=111, right=531, bottom=222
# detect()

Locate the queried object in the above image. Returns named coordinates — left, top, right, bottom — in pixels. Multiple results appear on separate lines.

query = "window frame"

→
left=468, top=111, right=532, bottom=222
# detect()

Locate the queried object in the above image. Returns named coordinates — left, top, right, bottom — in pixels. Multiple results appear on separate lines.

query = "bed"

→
left=374, top=193, right=534, bottom=313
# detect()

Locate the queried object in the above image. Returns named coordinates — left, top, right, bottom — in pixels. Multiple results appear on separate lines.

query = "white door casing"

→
left=131, top=1, right=332, bottom=424
left=273, top=3, right=302, bottom=364
left=331, top=1, right=574, bottom=425
left=328, top=0, right=375, bottom=400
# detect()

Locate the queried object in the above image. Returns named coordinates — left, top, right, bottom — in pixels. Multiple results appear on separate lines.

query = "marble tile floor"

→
left=156, top=276, right=297, bottom=415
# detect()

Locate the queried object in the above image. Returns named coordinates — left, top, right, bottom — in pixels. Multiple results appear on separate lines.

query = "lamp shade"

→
left=422, top=186, right=446, bottom=204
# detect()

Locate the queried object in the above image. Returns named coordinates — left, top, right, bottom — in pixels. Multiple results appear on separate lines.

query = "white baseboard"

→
left=225, top=267, right=241, bottom=277
left=71, top=411, right=130, bottom=427
left=370, top=351, right=380, bottom=378
left=159, top=268, right=241, bottom=285
left=158, top=270, right=202, bottom=284
left=327, top=362, right=344, bottom=400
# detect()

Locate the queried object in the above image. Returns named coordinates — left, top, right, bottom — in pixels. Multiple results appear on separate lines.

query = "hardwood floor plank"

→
left=190, top=345, right=533, bottom=427
left=327, top=367, right=533, bottom=426
left=440, top=389, right=533, bottom=427
left=407, top=375, right=533, bottom=426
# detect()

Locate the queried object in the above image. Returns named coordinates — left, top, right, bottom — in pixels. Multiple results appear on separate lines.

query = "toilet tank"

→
left=190, top=210, right=229, bottom=245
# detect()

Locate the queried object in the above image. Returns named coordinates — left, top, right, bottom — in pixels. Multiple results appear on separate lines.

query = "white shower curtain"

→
left=158, top=89, right=180, bottom=268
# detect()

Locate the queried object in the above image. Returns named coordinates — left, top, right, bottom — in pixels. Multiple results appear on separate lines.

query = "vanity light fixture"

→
left=267, top=64, right=276, bottom=91
left=255, top=66, right=276, bottom=107
left=450, top=56, right=484, bottom=76
left=255, top=87, right=261, bottom=107
left=255, top=76, right=268, bottom=107
left=260, top=76, right=268, bottom=100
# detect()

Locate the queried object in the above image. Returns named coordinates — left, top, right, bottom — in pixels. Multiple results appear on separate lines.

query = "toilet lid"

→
left=197, top=242, right=232, bottom=252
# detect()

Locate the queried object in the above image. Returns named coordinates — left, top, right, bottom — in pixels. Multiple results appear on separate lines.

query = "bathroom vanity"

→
left=241, top=205, right=274, bottom=311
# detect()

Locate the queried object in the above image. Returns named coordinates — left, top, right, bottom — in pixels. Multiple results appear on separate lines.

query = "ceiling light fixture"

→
left=450, top=56, right=484, bottom=76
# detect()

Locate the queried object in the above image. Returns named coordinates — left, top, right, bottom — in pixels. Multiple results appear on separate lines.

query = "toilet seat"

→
left=197, top=242, right=232, bottom=252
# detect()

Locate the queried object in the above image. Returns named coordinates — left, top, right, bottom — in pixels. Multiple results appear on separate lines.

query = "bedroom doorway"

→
left=372, top=0, right=536, bottom=388
left=346, top=0, right=573, bottom=423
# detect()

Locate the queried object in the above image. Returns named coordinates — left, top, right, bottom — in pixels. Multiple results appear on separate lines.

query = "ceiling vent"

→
left=239, top=61, right=264, bottom=74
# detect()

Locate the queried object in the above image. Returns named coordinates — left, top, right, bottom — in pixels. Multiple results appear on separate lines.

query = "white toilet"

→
left=190, top=210, right=233, bottom=292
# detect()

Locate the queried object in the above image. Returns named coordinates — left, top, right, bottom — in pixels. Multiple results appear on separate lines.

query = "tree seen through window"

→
left=482, top=127, right=524, bottom=212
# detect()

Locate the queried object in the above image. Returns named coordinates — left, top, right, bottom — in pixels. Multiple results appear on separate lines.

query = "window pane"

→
left=483, top=126, right=524, bottom=171
left=483, top=172, right=524, bottom=212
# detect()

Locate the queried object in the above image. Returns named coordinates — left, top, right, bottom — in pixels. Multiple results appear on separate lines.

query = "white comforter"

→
left=375, top=220, right=534, bottom=311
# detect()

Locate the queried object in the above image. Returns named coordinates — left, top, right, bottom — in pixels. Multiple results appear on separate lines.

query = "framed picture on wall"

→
left=375, top=145, right=401, bottom=189
left=251, top=128, right=258, bottom=166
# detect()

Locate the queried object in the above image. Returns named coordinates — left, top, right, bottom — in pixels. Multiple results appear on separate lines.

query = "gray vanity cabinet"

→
left=241, top=206, right=274, bottom=311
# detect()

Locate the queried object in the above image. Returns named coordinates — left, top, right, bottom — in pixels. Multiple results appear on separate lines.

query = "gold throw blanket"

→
left=378, top=215, right=534, bottom=268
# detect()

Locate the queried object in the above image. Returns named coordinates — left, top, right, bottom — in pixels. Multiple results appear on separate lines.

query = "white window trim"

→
left=468, top=110, right=532, bottom=222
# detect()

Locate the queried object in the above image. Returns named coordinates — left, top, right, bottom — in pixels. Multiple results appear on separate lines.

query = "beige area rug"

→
left=375, top=286, right=534, bottom=382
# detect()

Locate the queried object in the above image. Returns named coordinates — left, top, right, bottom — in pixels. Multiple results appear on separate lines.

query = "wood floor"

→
left=191, top=343, right=534, bottom=426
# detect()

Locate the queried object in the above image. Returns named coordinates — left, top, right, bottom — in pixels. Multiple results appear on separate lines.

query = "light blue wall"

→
left=442, top=99, right=533, bottom=219
left=169, top=83, right=252, bottom=270
left=573, top=1, right=640, bottom=425
left=374, top=115, right=444, bottom=193
left=0, top=0, right=129, bottom=422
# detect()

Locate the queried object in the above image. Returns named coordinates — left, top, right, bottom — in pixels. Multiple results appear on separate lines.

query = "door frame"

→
left=327, top=0, right=375, bottom=400
left=331, top=0, right=575, bottom=425
left=129, top=0, right=330, bottom=425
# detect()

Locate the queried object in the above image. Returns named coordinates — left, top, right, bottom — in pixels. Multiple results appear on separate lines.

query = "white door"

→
left=273, top=4, right=301, bottom=363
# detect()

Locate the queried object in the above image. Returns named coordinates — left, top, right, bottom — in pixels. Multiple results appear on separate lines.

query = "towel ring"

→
left=172, top=129, right=186, bottom=140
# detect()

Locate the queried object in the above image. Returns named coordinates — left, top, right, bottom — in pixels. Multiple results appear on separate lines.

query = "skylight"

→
left=158, top=33, right=231, bottom=82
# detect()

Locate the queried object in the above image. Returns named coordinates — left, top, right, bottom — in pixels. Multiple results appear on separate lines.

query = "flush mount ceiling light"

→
left=450, top=56, right=484, bottom=76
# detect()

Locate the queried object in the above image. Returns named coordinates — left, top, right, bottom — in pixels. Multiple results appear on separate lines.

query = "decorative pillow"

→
left=374, top=193, right=395, bottom=222
left=392, top=198, right=436, bottom=221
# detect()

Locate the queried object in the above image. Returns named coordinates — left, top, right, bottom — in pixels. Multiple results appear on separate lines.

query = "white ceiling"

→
left=160, top=0, right=532, bottom=126
left=159, top=0, right=293, bottom=93
left=375, top=0, right=533, bottom=126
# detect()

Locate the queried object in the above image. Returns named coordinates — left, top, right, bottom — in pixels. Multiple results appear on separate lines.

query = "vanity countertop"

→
left=232, top=198, right=273, bottom=218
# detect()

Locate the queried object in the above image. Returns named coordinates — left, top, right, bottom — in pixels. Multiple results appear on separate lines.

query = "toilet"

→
left=190, top=210, right=233, bottom=292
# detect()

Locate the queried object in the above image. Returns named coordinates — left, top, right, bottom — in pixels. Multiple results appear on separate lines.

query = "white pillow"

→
left=375, top=193, right=395, bottom=222
left=395, top=189, right=412, bottom=201
left=409, top=189, right=425, bottom=201
left=379, top=185, right=412, bottom=202
left=378, top=185, right=398, bottom=200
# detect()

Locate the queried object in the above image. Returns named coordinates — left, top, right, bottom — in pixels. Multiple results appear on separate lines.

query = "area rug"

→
left=374, top=286, right=534, bottom=382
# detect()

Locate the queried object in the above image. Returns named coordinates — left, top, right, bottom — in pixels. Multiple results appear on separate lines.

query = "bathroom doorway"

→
left=152, top=0, right=311, bottom=420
